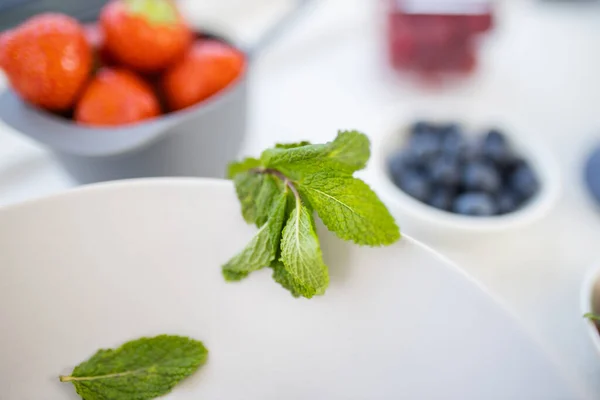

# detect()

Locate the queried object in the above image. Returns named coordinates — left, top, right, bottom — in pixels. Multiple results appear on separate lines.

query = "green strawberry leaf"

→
left=126, top=0, right=179, bottom=25
left=299, top=172, right=400, bottom=246
left=59, top=335, right=207, bottom=400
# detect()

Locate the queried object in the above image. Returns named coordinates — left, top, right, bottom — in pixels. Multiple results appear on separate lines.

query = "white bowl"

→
left=581, top=264, right=600, bottom=355
left=370, top=111, right=561, bottom=233
left=0, top=178, right=588, bottom=399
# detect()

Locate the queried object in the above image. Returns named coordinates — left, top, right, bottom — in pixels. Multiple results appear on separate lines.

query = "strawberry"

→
left=162, top=40, right=245, bottom=111
left=100, top=0, right=192, bottom=73
left=0, top=14, right=92, bottom=111
left=0, top=30, right=11, bottom=70
left=83, top=23, right=114, bottom=68
left=75, top=68, right=161, bottom=126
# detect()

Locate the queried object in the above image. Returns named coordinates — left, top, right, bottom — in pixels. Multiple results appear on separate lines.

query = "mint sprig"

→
left=59, top=335, right=207, bottom=400
left=585, top=313, right=600, bottom=322
left=225, top=131, right=401, bottom=298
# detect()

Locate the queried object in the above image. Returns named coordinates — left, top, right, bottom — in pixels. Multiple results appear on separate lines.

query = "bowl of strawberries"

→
left=0, top=0, right=310, bottom=184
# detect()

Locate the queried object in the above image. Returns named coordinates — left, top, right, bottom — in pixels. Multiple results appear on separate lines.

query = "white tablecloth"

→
left=1, top=0, right=599, bottom=397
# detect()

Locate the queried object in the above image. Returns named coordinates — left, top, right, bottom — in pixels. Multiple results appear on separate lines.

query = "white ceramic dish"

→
left=0, top=178, right=587, bottom=399
left=370, top=110, right=560, bottom=234
left=581, top=264, right=600, bottom=356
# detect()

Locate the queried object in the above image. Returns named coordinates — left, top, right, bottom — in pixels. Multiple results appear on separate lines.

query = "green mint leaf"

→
left=280, top=199, right=329, bottom=295
left=254, top=175, right=282, bottom=227
left=223, top=269, right=250, bottom=281
left=233, top=172, right=264, bottom=224
left=59, top=335, right=207, bottom=400
left=223, top=190, right=288, bottom=279
left=225, top=131, right=400, bottom=298
left=323, top=130, right=371, bottom=173
left=261, top=131, right=370, bottom=178
left=585, top=313, right=600, bottom=322
left=271, top=261, right=317, bottom=299
left=228, top=157, right=262, bottom=179
left=275, top=141, right=312, bottom=149
left=300, top=172, right=400, bottom=246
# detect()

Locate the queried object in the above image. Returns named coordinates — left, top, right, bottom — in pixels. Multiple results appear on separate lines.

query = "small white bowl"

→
left=581, top=264, right=600, bottom=355
left=370, top=113, right=561, bottom=233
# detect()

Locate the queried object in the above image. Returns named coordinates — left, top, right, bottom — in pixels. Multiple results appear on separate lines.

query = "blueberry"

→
left=482, top=129, right=513, bottom=165
left=585, top=145, right=600, bottom=206
left=453, top=192, right=498, bottom=216
left=499, top=156, right=523, bottom=177
left=410, top=121, right=434, bottom=136
left=441, top=127, right=467, bottom=158
left=496, top=190, right=521, bottom=214
left=388, top=150, right=418, bottom=178
left=462, top=162, right=501, bottom=193
left=407, top=132, right=441, bottom=162
left=394, top=170, right=432, bottom=202
left=428, top=187, right=455, bottom=211
left=440, top=123, right=461, bottom=135
left=462, top=141, right=484, bottom=163
left=509, top=164, right=539, bottom=199
left=429, top=155, right=460, bottom=186
left=486, top=128, right=506, bottom=144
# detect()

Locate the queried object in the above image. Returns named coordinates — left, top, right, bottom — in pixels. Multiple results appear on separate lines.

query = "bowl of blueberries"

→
left=373, top=118, right=560, bottom=232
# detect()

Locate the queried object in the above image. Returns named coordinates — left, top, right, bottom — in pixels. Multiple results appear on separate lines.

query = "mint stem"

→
left=252, top=168, right=300, bottom=201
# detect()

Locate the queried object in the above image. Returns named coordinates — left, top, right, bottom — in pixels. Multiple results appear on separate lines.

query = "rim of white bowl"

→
left=581, top=264, right=600, bottom=355
left=372, top=118, right=562, bottom=232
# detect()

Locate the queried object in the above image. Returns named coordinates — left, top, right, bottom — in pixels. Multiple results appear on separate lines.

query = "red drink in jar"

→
left=387, top=0, right=494, bottom=76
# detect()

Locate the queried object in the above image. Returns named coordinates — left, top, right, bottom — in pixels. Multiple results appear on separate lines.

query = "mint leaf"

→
left=271, top=261, right=317, bottom=299
left=300, top=172, right=400, bottom=246
left=585, top=313, right=600, bottom=322
left=280, top=199, right=329, bottom=295
left=226, top=130, right=400, bottom=298
left=323, top=130, right=371, bottom=172
left=254, top=175, right=282, bottom=227
left=275, top=141, right=311, bottom=149
left=228, top=157, right=261, bottom=179
left=59, top=335, right=207, bottom=400
left=222, top=190, right=288, bottom=279
left=223, top=269, right=251, bottom=281
left=261, top=131, right=370, bottom=178
left=233, top=172, right=264, bottom=224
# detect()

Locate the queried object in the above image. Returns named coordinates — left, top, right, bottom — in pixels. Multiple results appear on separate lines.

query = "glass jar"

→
left=387, top=0, right=494, bottom=76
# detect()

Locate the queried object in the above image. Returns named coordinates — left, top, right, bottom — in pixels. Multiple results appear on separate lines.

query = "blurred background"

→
left=1, top=0, right=600, bottom=396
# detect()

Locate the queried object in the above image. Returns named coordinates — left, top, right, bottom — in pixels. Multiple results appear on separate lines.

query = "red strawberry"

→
left=75, top=68, right=161, bottom=126
left=83, top=23, right=114, bottom=67
left=162, top=40, right=245, bottom=111
left=0, top=13, right=92, bottom=111
left=0, top=30, right=12, bottom=69
left=100, top=0, right=192, bottom=73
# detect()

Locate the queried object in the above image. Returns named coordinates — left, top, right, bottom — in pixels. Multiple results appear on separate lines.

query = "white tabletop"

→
left=1, top=0, right=600, bottom=397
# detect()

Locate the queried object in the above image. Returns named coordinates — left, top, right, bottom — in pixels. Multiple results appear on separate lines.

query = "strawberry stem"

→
left=125, top=0, right=178, bottom=25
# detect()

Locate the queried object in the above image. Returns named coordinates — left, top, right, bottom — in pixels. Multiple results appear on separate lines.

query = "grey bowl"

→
left=0, top=0, right=313, bottom=185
